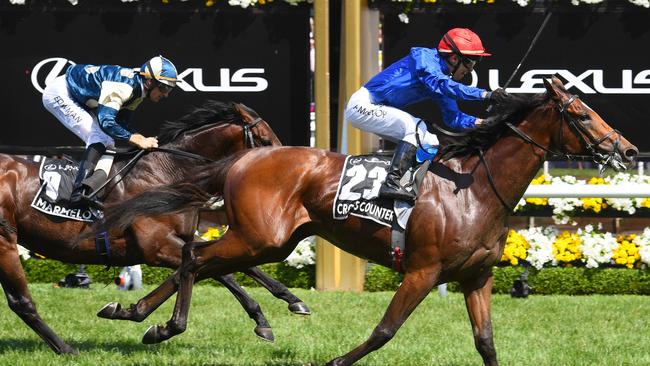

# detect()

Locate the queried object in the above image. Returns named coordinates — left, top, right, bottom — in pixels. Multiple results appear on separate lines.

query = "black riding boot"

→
left=379, top=141, right=418, bottom=202
left=69, top=143, right=105, bottom=207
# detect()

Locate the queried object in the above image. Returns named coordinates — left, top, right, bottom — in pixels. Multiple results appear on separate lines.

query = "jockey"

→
left=344, top=28, right=508, bottom=202
left=42, top=55, right=179, bottom=207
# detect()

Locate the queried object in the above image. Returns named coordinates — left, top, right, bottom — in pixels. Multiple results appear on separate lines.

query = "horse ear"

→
left=543, top=78, right=562, bottom=101
left=233, top=103, right=253, bottom=122
left=551, top=74, right=566, bottom=87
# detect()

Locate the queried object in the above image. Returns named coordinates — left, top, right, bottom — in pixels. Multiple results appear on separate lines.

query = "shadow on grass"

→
left=0, top=337, right=158, bottom=355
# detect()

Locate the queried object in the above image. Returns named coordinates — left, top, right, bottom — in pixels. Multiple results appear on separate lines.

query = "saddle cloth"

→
left=30, top=156, right=102, bottom=222
left=332, top=155, right=414, bottom=229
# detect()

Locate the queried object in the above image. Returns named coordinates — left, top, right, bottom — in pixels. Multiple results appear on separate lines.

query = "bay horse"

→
left=99, top=77, right=637, bottom=365
left=0, top=100, right=310, bottom=354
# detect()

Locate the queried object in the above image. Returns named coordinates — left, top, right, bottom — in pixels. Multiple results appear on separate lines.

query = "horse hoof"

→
left=97, top=302, right=121, bottom=319
left=142, top=325, right=162, bottom=344
left=59, top=344, right=78, bottom=355
left=254, top=326, right=275, bottom=342
left=288, top=301, right=311, bottom=315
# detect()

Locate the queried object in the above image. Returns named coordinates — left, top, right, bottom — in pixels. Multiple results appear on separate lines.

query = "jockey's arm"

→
left=97, top=82, right=136, bottom=140
left=436, top=97, right=480, bottom=130
left=410, top=48, right=487, bottom=101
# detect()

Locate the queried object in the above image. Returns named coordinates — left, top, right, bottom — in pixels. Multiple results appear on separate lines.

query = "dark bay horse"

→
left=99, top=77, right=637, bottom=365
left=0, top=100, right=309, bottom=354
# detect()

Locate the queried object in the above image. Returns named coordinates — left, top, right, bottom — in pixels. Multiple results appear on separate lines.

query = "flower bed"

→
left=502, top=224, right=650, bottom=269
left=516, top=173, right=650, bottom=224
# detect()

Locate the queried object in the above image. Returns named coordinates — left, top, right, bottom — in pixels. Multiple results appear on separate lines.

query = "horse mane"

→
left=437, top=92, right=550, bottom=160
left=157, top=100, right=243, bottom=145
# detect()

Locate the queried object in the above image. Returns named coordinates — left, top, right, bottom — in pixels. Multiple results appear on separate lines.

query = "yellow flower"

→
left=612, top=236, right=641, bottom=269
left=206, top=0, right=215, bottom=6
left=501, top=230, right=529, bottom=265
left=552, top=231, right=582, bottom=265
left=200, top=225, right=228, bottom=241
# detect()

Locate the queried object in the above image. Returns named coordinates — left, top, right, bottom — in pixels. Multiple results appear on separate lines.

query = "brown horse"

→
left=99, top=77, right=637, bottom=365
left=0, top=100, right=310, bottom=354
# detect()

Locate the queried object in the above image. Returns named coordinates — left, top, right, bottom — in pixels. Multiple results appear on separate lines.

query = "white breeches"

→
left=344, top=87, right=439, bottom=148
left=42, top=75, right=115, bottom=148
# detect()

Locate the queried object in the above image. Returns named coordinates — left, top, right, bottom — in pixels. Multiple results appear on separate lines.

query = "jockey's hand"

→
left=129, top=133, right=159, bottom=150
left=487, top=88, right=510, bottom=104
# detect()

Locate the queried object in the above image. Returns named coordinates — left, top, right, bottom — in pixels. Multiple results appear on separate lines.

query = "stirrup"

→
left=379, top=186, right=415, bottom=202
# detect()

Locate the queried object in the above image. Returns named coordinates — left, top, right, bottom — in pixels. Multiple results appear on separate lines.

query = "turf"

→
left=0, top=285, right=649, bottom=365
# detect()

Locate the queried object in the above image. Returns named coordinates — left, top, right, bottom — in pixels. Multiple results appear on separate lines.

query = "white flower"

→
left=285, top=236, right=316, bottom=269
left=634, top=228, right=650, bottom=266
left=398, top=13, right=409, bottom=24
left=9, top=0, right=26, bottom=4
left=521, top=226, right=557, bottom=269
left=578, top=227, right=618, bottom=268
left=17, top=245, right=30, bottom=260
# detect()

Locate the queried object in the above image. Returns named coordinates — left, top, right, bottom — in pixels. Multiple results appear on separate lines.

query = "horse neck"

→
left=120, top=123, right=246, bottom=191
left=169, top=123, right=247, bottom=160
left=468, top=105, right=558, bottom=211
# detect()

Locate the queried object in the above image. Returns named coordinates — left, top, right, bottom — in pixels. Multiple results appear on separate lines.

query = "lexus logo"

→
left=31, top=57, right=269, bottom=93
left=31, top=57, right=76, bottom=93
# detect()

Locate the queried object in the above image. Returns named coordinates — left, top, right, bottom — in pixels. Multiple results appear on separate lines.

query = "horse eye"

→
left=579, top=113, right=591, bottom=122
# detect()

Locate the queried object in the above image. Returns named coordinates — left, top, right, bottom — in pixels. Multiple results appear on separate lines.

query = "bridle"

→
left=244, top=117, right=270, bottom=148
left=504, top=94, right=621, bottom=166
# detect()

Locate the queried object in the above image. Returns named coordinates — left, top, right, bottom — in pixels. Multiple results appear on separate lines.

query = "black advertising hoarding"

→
left=380, top=4, right=650, bottom=152
left=0, top=2, right=310, bottom=149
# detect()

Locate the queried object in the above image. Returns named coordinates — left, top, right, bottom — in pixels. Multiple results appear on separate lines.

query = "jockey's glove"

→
left=486, top=88, right=510, bottom=104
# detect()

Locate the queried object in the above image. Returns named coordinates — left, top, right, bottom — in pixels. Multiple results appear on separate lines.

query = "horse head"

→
left=233, top=102, right=283, bottom=148
left=157, top=100, right=281, bottom=161
left=542, top=76, right=638, bottom=171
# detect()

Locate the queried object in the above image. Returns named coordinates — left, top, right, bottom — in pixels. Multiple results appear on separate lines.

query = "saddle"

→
left=30, top=154, right=115, bottom=222
left=332, top=152, right=432, bottom=272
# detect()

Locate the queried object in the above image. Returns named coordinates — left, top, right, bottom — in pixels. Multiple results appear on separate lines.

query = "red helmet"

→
left=437, top=28, right=491, bottom=57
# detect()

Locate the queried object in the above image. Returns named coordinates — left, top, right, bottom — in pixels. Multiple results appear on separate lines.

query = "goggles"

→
left=156, top=81, right=174, bottom=94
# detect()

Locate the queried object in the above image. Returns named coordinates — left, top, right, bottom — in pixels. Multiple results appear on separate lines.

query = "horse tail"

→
left=99, top=153, right=242, bottom=234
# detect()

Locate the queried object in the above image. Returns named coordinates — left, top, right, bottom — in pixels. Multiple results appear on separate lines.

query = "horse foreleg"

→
left=326, top=268, right=438, bottom=366
left=461, top=273, right=498, bottom=366
left=241, top=266, right=311, bottom=315
left=0, top=237, right=75, bottom=354
left=97, top=271, right=180, bottom=322
left=215, top=273, right=274, bottom=342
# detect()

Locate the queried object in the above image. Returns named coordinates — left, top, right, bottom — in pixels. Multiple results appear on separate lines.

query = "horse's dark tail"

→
left=97, top=153, right=242, bottom=234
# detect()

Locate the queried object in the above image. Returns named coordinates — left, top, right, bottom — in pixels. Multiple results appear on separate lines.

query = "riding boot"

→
left=379, top=141, right=418, bottom=202
left=69, top=143, right=105, bottom=207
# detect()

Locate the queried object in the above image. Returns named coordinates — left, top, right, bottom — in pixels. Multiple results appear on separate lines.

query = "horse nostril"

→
left=624, top=147, right=639, bottom=161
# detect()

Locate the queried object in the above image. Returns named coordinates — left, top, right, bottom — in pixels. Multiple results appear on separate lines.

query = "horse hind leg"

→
left=142, top=232, right=260, bottom=344
left=215, top=273, right=275, bottom=342
left=461, top=273, right=499, bottom=366
left=241, top=266, right=311, bottom=315
left=326, top=267, right=439, bottom=366
left=0, top=231, right=76, bottom=354
left=97, top=272, right=180, bottom=322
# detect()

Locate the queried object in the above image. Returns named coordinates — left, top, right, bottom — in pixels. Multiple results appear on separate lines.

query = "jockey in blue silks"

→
left=344, top=28, right=508, bottom=202
left=42, top=55, right=180, bottom=207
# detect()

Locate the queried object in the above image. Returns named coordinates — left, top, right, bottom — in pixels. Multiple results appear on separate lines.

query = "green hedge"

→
left=363, top=264, right=650, bottom=295
left=20, top=258, right=314, bottom=289
left=21, top=258, right=650, bottom=295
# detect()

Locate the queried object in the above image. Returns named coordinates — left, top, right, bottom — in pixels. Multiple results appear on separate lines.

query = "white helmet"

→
left=139, top=55, right=179, bottom=87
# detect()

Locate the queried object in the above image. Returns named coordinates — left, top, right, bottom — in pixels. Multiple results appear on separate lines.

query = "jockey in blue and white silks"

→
left=42, top=55, right=180, bottom=206
left=344, top=28, right=508, bottom=202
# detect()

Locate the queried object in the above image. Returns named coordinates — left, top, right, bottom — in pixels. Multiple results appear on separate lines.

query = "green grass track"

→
left=0, top=285, right=648, bottom=365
